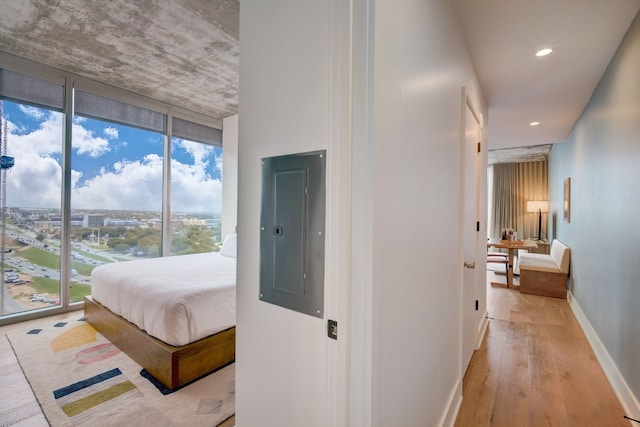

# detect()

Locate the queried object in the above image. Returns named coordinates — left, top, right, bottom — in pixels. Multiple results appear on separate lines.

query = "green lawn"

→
left=13, top=247, right=93, bottom=303
left=21, top=247, right=97, bottom=276
left=28, top=276, right=92, bottom=303
left=71, top=262, right=95, bottom=276
left=70, top=282, right=92, bottom=303
left=22, top=247, right=60, bottom=269
left=72, top=248, right=114, bottom=263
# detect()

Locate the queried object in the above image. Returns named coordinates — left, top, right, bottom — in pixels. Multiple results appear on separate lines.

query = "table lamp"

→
left=527, top=200, right=548, bottom=241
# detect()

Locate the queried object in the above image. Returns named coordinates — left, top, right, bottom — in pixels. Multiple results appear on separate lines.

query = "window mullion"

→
left=59, top=77, right=74, bottom=308
left=162, top=116, right=172, bottom=257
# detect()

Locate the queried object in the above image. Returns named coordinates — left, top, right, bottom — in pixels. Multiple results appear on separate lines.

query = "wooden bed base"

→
left=84, top=296, right=235, bottom=390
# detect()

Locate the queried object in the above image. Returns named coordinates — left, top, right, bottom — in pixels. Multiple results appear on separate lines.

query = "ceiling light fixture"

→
left=536, top=48, right=553, bottom=57
left=530, top=121, right=540, bottom=126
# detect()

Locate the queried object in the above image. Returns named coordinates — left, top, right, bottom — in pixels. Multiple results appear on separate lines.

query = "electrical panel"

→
left=259, top=150, right=326, bottom=318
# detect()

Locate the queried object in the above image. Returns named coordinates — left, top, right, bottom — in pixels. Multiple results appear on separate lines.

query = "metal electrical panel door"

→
left=260, top=150, right=326, bottom=318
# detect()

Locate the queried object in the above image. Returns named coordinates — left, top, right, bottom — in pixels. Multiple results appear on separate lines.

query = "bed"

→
left=84, top=234, right=237, bottom=390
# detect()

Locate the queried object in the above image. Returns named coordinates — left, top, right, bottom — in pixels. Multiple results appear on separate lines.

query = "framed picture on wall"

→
left=564, top=177, right=571, bottom=223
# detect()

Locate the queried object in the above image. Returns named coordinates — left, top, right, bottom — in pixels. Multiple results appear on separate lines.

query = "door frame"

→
left=459, top=88, right=489, bottom=379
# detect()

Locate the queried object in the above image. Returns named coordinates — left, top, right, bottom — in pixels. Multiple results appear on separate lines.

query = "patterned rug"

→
left=6, top=317, right=235, bottom=427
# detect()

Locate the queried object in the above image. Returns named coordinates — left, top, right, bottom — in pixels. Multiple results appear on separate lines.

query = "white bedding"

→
left=90, top=252, right=236, bottom=346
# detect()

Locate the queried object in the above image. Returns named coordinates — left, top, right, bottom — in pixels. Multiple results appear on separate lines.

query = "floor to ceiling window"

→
left=0, top=63, right=224, bottom=323
left=69, top=108, right=164, bottom=303
left=170, top=135, right=223, bottom=255
left=0, top=99, right=64, bottom=316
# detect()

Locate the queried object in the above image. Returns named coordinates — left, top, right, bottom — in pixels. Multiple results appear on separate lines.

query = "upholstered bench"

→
left=518, top=239, right=571, bottom=299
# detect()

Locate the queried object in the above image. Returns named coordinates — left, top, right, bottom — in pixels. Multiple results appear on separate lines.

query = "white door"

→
left=461, top=93, right=482, bottom=373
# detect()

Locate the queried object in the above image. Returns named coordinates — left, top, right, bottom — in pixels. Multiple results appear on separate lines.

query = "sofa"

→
left=518, top=239, right=571, bottom=299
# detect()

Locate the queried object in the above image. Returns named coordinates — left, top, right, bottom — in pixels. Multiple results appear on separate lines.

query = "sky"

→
left=0, top=100, right=223, bottom=214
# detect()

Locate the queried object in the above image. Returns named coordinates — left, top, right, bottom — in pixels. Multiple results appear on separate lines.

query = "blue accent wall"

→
left=549, top=10, right=640, bottom=404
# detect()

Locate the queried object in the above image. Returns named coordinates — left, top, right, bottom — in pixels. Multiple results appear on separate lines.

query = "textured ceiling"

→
left=0, top=0, right=239, bottom=121
left=488, top=144, right=552, bottom=165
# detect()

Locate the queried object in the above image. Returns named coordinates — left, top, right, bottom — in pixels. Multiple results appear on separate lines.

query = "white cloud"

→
left=175, top=139, right=217, bottom=167
left=104, top=127, right=119, bottom=139
left=3, top=109, right=222, bottom=214
left=72, top=154, right=165, bottom=211
left=6, top=152, right=63, bottom=209
left=72, top=118, right=110, bottom=158
left=215, top=152, right=223, bottom=176
left=72, top=152, right=222, bottom=214
left=170, top=158, right=222, bottom=213
left=3, top=113, right=64, bottom=208
left=4, top=119, right=26, bottom=135
left=18, top=105, right=45, bottom=119
left=4, top=113, right=62, bottom=156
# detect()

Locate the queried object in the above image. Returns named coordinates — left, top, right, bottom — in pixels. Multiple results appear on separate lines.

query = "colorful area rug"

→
left=6, top=317, right=234, bottom=427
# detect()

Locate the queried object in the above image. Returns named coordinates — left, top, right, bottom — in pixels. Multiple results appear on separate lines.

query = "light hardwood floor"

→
left=455, top=271, right=631, bottom=426
left=0, top=275, right=630, bottom=427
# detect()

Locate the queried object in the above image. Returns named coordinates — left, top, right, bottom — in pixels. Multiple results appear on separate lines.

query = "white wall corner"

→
left=441, top=378, right=463, bottom=427
left=325, top=0, right=356, bottom=426
left=448, top=307, right=487, bottom=427
left=476, top=310, right=489, bottom=350
left=568, top=291, right=640, bottom=421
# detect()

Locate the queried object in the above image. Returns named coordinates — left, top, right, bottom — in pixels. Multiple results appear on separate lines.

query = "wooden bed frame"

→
left=84, top=296, right=235, bottom=390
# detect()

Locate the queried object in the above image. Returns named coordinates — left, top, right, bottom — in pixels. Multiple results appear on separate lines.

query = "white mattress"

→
left=90, top=252, right=236, bottom=346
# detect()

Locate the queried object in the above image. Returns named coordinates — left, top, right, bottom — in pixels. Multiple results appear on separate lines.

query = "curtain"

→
left=490, top=160, right=548, bottom=240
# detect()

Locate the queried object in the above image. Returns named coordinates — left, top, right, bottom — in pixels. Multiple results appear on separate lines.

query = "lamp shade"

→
left=527, top=200, right=548, bottom=213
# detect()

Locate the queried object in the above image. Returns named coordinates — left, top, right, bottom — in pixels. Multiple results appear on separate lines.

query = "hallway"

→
left=455, top=273, right=630, bottom=426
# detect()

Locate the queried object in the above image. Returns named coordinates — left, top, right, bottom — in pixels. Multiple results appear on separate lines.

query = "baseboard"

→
left=439, top=376, right=462, bottom=427
left=568, top=291, right=640, bottom=421
left=476, top=310, right=489, bottom=350
left=440, top=311, right=488, bottom=427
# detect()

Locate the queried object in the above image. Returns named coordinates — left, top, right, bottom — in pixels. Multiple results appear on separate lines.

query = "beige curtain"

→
left=491, top=160, right=548, bottom=240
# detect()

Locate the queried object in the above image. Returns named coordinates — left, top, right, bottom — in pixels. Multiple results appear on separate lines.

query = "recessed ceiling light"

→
left=536, top=48, right=553, bottom=57
left=530, top=121, right=540, bottom=126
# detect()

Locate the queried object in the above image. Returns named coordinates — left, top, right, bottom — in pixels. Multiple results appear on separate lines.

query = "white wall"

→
left=236, top=1, right=336, bottom=426
left=221, top=114, right=238, bottom=239
left=237, top=1, right=486, bottom=426
left=371, top=1, right=485, bottom=425
left=548, top=11, right=640, bottom=417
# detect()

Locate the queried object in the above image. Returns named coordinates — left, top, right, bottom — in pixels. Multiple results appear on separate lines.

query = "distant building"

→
left=204, top=218, right=221, bottom=227
left=33, top=220, right=53, bottom=231
left=104, top=218, right=139, bottom=227
left=84, top=214, right=105, bottom=228
left=40, top=215, right=84, bottom=229
left=182, top=219, right=206, bottom=226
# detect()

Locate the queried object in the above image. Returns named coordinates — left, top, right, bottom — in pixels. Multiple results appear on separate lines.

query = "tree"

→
left=185, top=225, right=215, bottom=254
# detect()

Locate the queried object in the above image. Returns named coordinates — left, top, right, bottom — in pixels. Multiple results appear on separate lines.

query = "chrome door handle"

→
left=464, top=261, right=476, bottom=269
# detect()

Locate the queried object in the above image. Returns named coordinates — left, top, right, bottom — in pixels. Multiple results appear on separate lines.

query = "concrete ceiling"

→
left=0, top=0, right=638, bottom=162
left=453, top=0, right=640, bottom=156
left=488, top=144, right=552, bottom=165
left=0, top=0, right=239, bottom=121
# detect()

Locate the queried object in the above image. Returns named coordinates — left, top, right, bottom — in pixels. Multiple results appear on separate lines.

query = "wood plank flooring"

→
left=0, top=275, right=631, bottom=427
left=455, top=272, right=631, bottom=427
